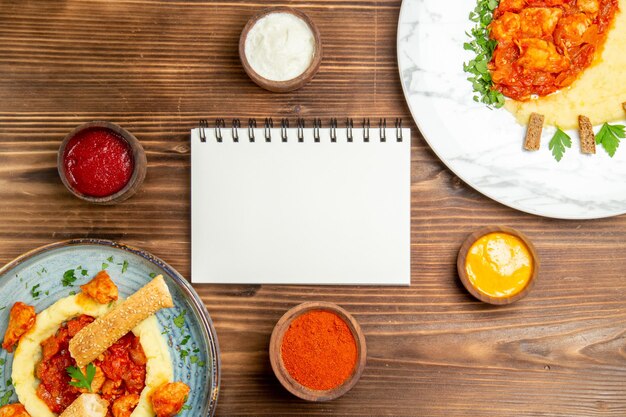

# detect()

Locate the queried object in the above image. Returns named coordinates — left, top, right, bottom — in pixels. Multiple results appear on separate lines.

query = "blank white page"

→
left=191, top=126, right=410, bottom=285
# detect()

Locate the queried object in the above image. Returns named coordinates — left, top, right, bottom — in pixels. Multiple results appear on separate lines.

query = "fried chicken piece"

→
left=80, top=271, right=118, bottom=304
left=554, top=13, right=593, bottom=48
left=2, top=302, right=36, bottom=352
left=497, top=0, right=526, bottom=14
left=519, top=7, right=563, bottom=38
left=0, top=404, right=30, bottom=417
left=151, top=382, right=190, bottom=417
left=490, top=12, right=521, bottom=42
left=577, top=0, right=599, bottom=14
left=517, top=39, right=570, bottom=72
left=111, top=394, right=140, bottom=417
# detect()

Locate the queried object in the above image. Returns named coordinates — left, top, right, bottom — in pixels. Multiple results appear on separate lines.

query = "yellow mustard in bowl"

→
left=465, top=232, right=533, bottom=299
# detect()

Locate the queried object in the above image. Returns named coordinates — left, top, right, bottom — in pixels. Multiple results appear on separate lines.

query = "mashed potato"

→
left=12, top=294, right=172, bottom=417
left=506, top=0, right=626, bottom=129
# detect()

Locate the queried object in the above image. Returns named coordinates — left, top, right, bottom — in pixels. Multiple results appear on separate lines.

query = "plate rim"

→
left=396, top=0, right=626, bottom=220
left=0, top=238, right=221, bottom=417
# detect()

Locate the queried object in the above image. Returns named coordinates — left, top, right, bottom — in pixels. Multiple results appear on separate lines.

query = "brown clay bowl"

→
left=269, top=301, right=366, bottom=401
left=239, top=7, right=323, bottom=93
left=57, top=121, right=146, bottom=205
left=457, top=226, right=539, bottom=305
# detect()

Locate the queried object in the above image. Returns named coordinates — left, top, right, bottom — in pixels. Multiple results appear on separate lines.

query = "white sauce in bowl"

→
left=244, top=12, right=316, bottom=82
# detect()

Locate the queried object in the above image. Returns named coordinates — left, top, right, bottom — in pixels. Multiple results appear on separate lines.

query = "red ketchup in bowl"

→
left=63, top=127, right=134, bottom=197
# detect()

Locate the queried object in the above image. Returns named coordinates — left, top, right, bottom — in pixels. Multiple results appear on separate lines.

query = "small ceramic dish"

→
left=58, top=121, right=147, bottom=204
left=239, top=7, right=323, bottom=92
left=457, top=226, right=539, bottom=305
left=269, top=301, right=366, bottom=402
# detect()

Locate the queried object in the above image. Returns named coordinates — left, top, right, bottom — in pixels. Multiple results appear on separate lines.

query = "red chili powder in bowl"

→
left=63, top=127, right=134, bottom=197
left=280, top=310, right=357, bottom=391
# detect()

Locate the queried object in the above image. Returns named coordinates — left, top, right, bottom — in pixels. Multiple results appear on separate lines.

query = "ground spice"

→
left=280, top=309, right=357, bottom=391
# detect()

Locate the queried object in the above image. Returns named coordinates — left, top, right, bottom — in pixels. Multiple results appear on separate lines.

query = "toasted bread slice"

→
left=69, top=275, right=173, bottom=367
left=59, top=393, right=108, bottom=417
left=524, top=113, right=544, bottom=151
left=578, top=115, right=596, bottom=154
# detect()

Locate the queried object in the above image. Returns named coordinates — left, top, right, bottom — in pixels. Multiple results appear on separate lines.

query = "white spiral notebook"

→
left=191, top=118, right=410, bottom=285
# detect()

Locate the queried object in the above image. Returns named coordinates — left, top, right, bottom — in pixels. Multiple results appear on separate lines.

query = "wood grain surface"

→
left=1, top=1, right=626, bottom=416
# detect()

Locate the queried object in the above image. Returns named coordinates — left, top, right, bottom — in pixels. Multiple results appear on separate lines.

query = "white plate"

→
left=397, top=0, right=626, bottom=219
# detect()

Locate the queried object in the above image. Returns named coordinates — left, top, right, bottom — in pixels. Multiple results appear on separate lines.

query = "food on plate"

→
left=501, top=0, right=626, bottom=128
left=10, top=270, right=186, bottom=417
left=69, top=276, right=174, bottom=368
left=36, top=314, right=146, bottom=413
left=58, top=394, right=108, bottom=417
left=489, top=0, right=619, bottom=101
left=110, top=394, right=140, bottom=417
left=2, top=302, right=36, bottom=352
left=80, top=270, right=119, bottom=304
left=0, top=404, right=30, bottom=417
left=464, top=232, right=534, bottom=299
left=504, top=1, right=626, bottom=131
left=578, top=115, right=596, bottom=153
left=466, top=0, right=626, bottom=159
left=524, top=112, right=545, bottom=151
left=150, top=382, right=190, bottom=417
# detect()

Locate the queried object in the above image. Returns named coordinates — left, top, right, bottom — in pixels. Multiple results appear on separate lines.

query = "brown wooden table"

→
left=2, top=1, right=626, bottom=416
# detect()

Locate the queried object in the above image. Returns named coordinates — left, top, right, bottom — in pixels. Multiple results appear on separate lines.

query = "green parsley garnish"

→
left=0, top=390, right=12, bottom=406
left=0, top=359, right=5, bottom=366
left=149, top=272, right=157, bottom=278
left=102, top=263, right=109, bottom=269
left=173, top=310, right=186, bottom=329
left=30, top=283, right=41, bottom=299
left=120, top=260, right=129, bottom=273
left=180, top=349, right=189, bottom=360
left=596, top=123, right=624, bottom=157
left=62, top=269, right=77, bottom=287
left=181, top=404, right=192, bottom=410
left=66, top=363, right=96, bottom=392
left=463, top=0, right=504, bottom=108
left=107, top=256, right=114, bottom=262
left=549, top=128, right=572, bottom=162
left=180, top=335, right=191, bottom=345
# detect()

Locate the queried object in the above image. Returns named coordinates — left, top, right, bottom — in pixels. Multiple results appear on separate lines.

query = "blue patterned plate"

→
left=0, top=239, right=220, bottom=416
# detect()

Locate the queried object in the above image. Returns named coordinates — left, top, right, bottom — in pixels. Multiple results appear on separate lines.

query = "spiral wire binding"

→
left=346, top=118, right=354, bottom=142
left=232, top=119, right=240, bottom=142
left=198, top=118, right=401, bottom=143
left=313, top=118, right=321, bottom=142
left=215, top=119, right=225, bottom=143
left=362, top=118, right=370, bottom=142
left=395, top=118, right=403, bottom=142
left=379, top=118, right=386, bottom=142
left=330, top=118, right=337, bottom=142
left=297, top=118, right=305, bottom=142
left=280, top=119, right=289, bottom=142
left=199, top=119, right=208, bottom=143
left=264, top=118, right=273, bottom=142
left=248, top=118, right=256, bottom=142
